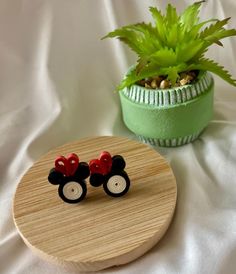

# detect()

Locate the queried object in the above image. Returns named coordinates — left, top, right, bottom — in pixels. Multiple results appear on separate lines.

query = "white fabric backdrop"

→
left=1, top=0, right=236, bottom=273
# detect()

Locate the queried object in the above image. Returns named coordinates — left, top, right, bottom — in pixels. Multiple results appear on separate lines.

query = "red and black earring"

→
left=48, top=151, right=130, bottom=204
left=89, top=152, right=130, bottom=197
left=48, top=153, right=90, bottom=203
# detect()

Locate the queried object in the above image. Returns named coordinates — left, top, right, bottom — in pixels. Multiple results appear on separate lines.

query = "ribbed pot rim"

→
left=122, top=71, right=214, bottom=107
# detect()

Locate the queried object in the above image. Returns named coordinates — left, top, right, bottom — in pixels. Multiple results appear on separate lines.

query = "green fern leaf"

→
left=189, top=19, right=218, bottom=39
left=180, top=1, right=205, bottom=31
left=149, top=7, right=166, bottom=43
left=101, top=27, right=142, bottom=55
left=165, top=23, right=179, bottom=47
left=127, top=23, right=162, bottom=50
left=176, top=40, right=205, bottom=62
left=200, top=17, right=231, bottom=38
left=188, top=58, right=236, bottom=86
left=191, top=47, right=209, bottom=61
left=150, top=48, right=177, bottom=67
left=102, top=23, right=162, bottom=58
left=118, top=64, right=160, bottom=90
left=203, top=28, right=236, bottom=45
left=166, top=4, right=178, bottom=26
left=136, top=57, right=149, bottom=73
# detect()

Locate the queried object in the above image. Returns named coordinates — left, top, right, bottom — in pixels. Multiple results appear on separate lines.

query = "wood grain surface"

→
left=13, top=136, right=177, bottom=272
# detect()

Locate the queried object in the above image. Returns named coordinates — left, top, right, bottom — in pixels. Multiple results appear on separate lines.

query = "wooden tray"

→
left=13, top=136, right=177, bottom=272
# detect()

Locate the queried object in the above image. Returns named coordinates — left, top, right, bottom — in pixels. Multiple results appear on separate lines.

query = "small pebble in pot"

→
left=145, top=83, right=151, bottom=88
left=160, top=79, right=170, bottom=89
left=153, top=76, right=163, bottom=86
left=151, top=79, right=157, bottom=89
left=180, top=78, right=188, bottom=86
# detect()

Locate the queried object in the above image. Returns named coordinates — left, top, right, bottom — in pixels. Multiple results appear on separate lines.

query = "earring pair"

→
left=48, top=151, right=130, bottom=203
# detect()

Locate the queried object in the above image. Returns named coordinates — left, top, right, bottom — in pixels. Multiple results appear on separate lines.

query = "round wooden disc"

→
left=13, top=136, right=177, bottom=272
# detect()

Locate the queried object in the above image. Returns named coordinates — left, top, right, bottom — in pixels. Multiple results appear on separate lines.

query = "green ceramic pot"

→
left=119, top=71, right=214, bottom=147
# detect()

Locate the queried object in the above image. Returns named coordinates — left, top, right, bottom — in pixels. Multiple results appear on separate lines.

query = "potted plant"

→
left=102, top=1, right=236, bottom=147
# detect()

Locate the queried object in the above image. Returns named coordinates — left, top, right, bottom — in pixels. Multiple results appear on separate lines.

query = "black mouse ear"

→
left=112, top=155, right=126, bottom=171
left=48, top=168, right=64, bottom=185
left=74, top=162, right=90, bottom=180
left=89, top=173, right=104, bottom=187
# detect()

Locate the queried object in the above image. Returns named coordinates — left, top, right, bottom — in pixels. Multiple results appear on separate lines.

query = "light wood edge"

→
left=13, top=186, right=177, bottom=272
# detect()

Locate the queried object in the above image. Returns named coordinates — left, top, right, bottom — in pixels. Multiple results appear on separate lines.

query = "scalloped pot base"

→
left=137, top=130, right=203, bottom=147
left=120, top=71, right=214, bottom=147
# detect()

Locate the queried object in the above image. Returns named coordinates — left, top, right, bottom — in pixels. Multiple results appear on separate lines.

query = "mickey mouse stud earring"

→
left=89, top=152, right=130, bottom=197
left=48, top=153, right=90, bottom=203
left=48, top=151, right=130, bottom=203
